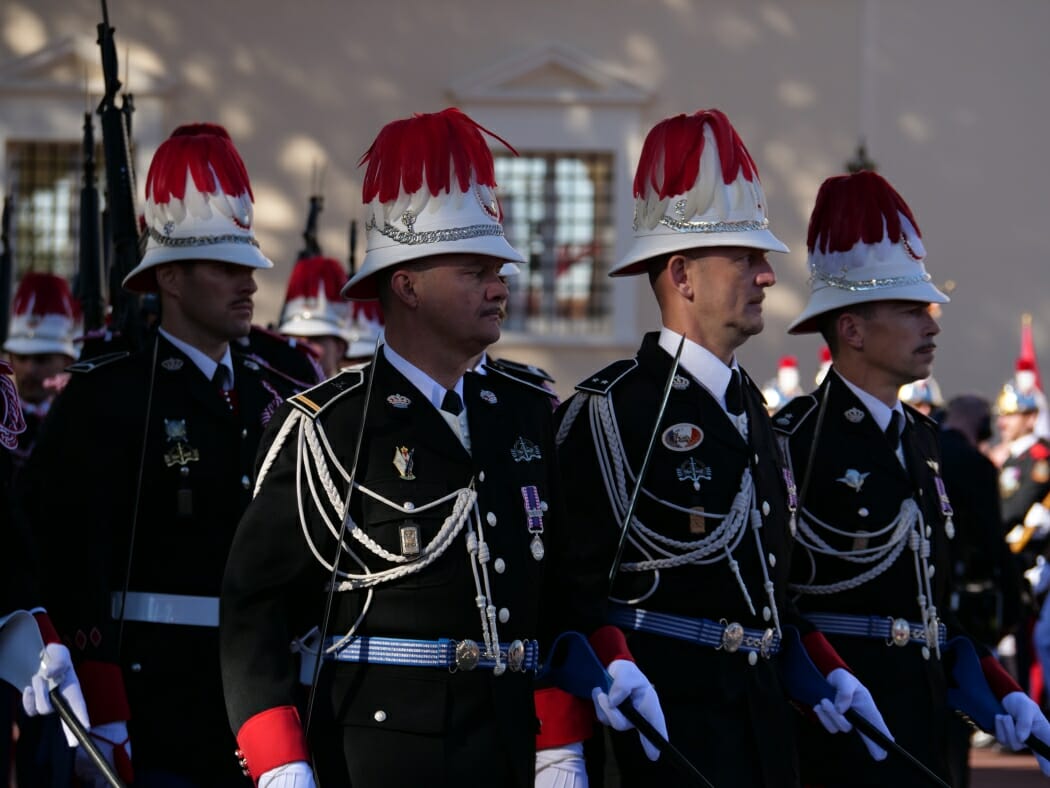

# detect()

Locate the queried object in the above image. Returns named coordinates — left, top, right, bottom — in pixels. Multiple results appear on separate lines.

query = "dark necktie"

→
left=441, top=389, right=463, bottom=416
left=725, top=369, right=745, bottom=417
left=885, top=410, right=902, bottom=451
left=212, top=365, right=231, bottom=392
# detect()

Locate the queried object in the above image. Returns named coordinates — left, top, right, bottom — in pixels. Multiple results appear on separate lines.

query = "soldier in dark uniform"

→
left=997, top=377, right=1050, bottom=555
left=774, top=170, right=1050, bottom=785
left=219, top=108, right=664, bottom=788
left=555, top=109, right=889, bottom=787
left=3, top=272, right=79, bottom=477
left=18, top=123, right=305, bottom=786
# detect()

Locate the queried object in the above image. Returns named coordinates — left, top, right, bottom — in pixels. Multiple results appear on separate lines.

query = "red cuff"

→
left=77, top=661, right=131, bottom=726
left=236, top=705, right=311, bottom=783
left=535, top=687, right=595, bottom=749
left=981, top=655, right=1023, bottom=701
left=590, top=625, right=633, bottom=666
left=802, top=631, right=850, bottom=677
left=34, top=613, right=60, bottom=645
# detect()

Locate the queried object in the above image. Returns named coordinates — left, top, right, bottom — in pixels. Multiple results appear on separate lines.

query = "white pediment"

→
left=0, top=36, right=175, bottom=96
left=450, top=44, right=650, bottom=106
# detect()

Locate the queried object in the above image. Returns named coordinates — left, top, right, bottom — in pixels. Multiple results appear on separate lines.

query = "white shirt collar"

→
left=1009, top=433, right=1040, bottom=458
left=658, top=327, right=740, bottom=409
left=158, top=328, right=234, bottom=388
left=382, top=342, right=465, bottom=411
left=834, top=369, right=904, bottom=435
left=471, top=352, right=489, bottom=376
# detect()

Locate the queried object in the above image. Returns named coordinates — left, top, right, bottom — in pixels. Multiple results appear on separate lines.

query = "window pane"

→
left=495, top=151, right=613, bottom=337
left=6, top=139, right=104, bottom=281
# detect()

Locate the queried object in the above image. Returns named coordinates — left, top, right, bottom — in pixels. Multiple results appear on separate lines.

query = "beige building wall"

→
left=2, top=0, right=1046, bottom=402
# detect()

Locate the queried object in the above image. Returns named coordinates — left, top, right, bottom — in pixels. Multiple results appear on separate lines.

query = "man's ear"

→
left=388, top=268, right=418, bottom=308
left=838, top=312, right=865, bottom=351
left=667, top=254, right=694, bottom=299
left=153, top=263, right=180, bottom=298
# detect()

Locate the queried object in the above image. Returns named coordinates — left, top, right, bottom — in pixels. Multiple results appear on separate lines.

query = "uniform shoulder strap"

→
left=771, top=394, right=818, bottom=436
left=288, top=368, right=365, bottom=418
left=486, top=356, right=555, bottom=383
left=482, top=362, right=555, bottom=397
left=67, top=351, right=130, bottom=374
left=575, top=359, right=637, bottom=395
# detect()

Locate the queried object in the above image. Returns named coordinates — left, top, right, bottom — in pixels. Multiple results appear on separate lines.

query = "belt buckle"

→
left=720, top=620, right=745, bottom=653
left=759, top=628, right=776, bottom=659
left=888, top=617, right=911, bottom=647
left=506, top=639, right=526, bottom=672
left=455, top=639, right=480, bottom=671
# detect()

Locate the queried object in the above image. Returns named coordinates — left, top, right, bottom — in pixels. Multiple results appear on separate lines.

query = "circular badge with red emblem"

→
left=661, top=423, right=704, bottom=452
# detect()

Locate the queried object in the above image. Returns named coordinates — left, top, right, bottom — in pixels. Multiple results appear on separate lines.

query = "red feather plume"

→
left=285, top=257, right=347, bottom=302
left=359, top=108, right=517, bottom=204
left=633, top=109, right=758, bottom=199
left=807, top=170, right=921, bottom=255
left=12, top=273, right=80, bottom=319
left=146, top=123, right=253, bottom=204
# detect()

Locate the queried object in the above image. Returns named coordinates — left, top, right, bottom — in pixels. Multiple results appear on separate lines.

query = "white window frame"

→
left=451, top=44, right=651, bottom=348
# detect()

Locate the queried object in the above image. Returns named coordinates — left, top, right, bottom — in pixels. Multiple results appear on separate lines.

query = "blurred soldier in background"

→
left=899, top=375, right=944, bottom=421
left=815, top=344, right=833, bottom=386
left=278, top=255, right=353, bottom=378
left=761, top=354, right=804, bottom=414
left=341, top=300, right=385, bottom=368
left=3, top=273, right=80, bottom=475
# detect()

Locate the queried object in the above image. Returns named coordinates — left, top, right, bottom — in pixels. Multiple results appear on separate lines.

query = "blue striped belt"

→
left=608, top=605, right=780, bottom=659
left=806, top=612, right=947, bottom=648
left=323, top=636, right=540, bottom=674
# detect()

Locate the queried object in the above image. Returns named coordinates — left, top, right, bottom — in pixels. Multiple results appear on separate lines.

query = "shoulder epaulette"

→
left=487, top=357, right=555, bottom=383
left=67, top=351, right=130, bottom=374
left=288, top=368, right=365, bottom=418
left=575, top=359, right=638, bottom=395
left=771, top=394, right=818, bottom=435
left=483, top=362, right=555, bottom=397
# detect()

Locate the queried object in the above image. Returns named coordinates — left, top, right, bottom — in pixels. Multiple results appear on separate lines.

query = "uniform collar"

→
left=382, top=342, right=465, bottom=412
left=658, top=327, right=740, bottom=409
left=158, top=327, right=234, bottom=388
left=834, top=369, right=904, bottom=435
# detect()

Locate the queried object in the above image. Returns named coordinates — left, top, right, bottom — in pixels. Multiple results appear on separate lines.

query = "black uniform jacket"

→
left=774, top=370, right=958, bottom=786
left=221, top=350, right=605, bottom=787
left=555, top=333, right=802, bottom=788
left=17, top=332, right=299, bottom=781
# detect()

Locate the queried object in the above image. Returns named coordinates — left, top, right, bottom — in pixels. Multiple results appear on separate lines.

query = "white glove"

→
left=21, top=642, right=91, bottom=748
left=997, top=692, right=1050, bottom=775
left=259, top=760, right=317, bottom=788
left=1026, top=557, right=1050, bottom=595
left=535, top=742, right=588, bottom=788
left=813, top=668, right=892, bottom=761
left=591, top=659, right=667, bottom=761
left=1007, top=524, right=1028, bottom=545
left=74, top=720, right=132, bottom=788
left=1026, top=503, right=1050, bottom=538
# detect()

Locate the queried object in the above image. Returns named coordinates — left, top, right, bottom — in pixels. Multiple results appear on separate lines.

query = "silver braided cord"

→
left=258, top=405, right=506, bottom=660
left=588, top=391, right=779, bottom=623
left=778, top=433, right=942, bottom=655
